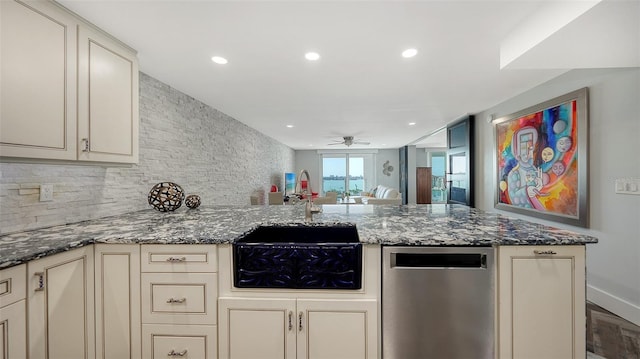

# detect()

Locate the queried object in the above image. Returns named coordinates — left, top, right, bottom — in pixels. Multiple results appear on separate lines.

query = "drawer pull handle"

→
left=288, top=311, right=293, bottom=331
left=534, top=250, right=557, bottom=255
left=168, top=349, right=187, bottom=357
left=166, top=298, right=187, bottom=304
left=166, top=256, right=186, bottom=262
left=34, top=272, right=45, bottom=292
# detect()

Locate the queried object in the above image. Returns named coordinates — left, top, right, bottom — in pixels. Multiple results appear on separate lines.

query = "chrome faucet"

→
left=295, top=169, right=321, bottom=222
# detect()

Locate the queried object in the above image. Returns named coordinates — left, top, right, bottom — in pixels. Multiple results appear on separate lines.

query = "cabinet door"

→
left=0, top=264, right=27, bottom=358
left=0, top=0, right=77, bottom=160
left=218, top=297, right=296, bottom=359
left=498, top=245, right=585, bottom=359
left=28, top=246, right=95, bottom=359
left=77, top=25, right=139, bottom=163
left=297, top=299, right=378, bottom=359
left=0, top=300, right=27, bottom=358
left=95, top=244, right=141, bottom=359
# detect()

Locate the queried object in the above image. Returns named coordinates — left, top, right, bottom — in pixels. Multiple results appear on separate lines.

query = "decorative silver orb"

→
left=185, top=194, right=201, bottom=209
left=148, top=182, right=185, bottom=212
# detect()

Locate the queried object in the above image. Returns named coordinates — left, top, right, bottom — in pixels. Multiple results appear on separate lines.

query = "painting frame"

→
left=493, top=87, right=589, bottom=227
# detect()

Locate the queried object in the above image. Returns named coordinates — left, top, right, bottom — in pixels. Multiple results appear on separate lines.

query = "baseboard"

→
left=587, top=284, right=640, bottom=327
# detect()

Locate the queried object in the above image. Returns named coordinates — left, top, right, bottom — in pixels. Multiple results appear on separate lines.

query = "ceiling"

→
left=57, top=0, right=639, bottom=150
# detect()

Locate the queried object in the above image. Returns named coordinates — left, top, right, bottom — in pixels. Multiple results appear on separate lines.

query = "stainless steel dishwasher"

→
left=382, top=246, right=495, bottom=359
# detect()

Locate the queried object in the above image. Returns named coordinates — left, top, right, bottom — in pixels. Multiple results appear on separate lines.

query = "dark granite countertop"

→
left=0, top=204, right=598, bottom=269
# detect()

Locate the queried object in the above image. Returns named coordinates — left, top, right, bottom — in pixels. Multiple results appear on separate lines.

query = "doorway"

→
left=446, top=115, right=475, bottom=207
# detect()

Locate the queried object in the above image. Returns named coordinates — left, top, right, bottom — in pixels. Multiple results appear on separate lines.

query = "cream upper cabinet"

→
left=218, top=297, right=378, bottom=359
left=77, top=25, right=139, bottom=163
left=0, top=0, right=77, bottom=160
left=497, top=245, right=586, bottom=359
left=0, top=0, right=138, bottom=164
left=28, top=246, right=95, bottom=359
left=0, top=264, right=27, bottom=359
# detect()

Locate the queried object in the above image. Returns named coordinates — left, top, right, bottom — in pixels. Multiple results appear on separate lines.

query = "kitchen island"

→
left=0, top=204, right=597, bottom=359
left=0, top=204, right=597, bottom=269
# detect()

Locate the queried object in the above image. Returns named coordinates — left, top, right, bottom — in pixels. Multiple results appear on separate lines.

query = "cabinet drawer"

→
left=142, top=324, right=217, bottom=359
left=142, top=273, right=217, bottom=325
left=141, top=245, right=217, bottom=273
left=0, top=264, right=26, bottom=307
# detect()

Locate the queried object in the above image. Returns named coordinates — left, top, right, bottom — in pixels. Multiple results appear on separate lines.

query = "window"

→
left=321, top=154, right=374, bottom=196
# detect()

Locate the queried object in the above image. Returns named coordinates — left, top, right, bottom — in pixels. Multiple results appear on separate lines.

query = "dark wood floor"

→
left=587, top=301, right=640, bottom=358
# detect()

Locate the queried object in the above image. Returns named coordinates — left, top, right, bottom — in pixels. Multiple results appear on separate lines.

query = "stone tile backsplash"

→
left=0, top=72, right=294, bottom=234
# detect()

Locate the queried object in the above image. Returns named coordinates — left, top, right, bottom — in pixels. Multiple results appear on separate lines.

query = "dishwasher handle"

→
left=392, top=252, right=487, bottom=269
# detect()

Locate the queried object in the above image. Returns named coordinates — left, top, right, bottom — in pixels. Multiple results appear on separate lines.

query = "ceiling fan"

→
left=328, top=136, right=370, bottom=147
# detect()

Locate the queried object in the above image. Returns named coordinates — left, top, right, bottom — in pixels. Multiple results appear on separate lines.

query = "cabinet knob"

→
left=534, top=250, right=557, bottom=255
left=166, top=297, right=186, bottom=304
left=288, top=311, right=293, bottom=331
left=167, top=349, right=187, bottom=357
left=166, top=256, right=186, bottom=262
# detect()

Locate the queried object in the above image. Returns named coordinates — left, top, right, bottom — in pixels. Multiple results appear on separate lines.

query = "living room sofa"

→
left=361, top=185, right=402, bottom=205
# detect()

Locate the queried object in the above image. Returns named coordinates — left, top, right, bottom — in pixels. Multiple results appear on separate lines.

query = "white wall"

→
left=475, top=67, right=640, bottom=325
left=0, top=72, right=295, bottom=234
left=295, top=148, right=401, bottom=194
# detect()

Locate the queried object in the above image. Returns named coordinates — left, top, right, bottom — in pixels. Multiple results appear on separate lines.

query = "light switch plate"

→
left=615, top=178, right=640, bottom=195
left=40, top=184, right=53, bottom=201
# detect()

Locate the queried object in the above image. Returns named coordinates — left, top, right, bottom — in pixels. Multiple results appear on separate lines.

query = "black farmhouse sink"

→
left=233, top=224, right=362, bottom=290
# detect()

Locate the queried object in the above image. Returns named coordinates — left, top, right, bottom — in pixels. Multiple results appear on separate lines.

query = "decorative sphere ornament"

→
left=185, top=194, right=201, bottom=209
left=148, top=182, right=185, bottom=212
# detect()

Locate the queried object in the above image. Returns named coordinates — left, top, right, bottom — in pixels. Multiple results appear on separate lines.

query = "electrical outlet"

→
left=40, top=184, right=53, bottom=202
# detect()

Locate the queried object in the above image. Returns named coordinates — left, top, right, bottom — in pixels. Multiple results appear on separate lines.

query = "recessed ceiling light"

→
left=305, top=52, right=320, bottom=61
left=286, top=125, right=294, bottom=128
left=402, top=48, right=418, bottom=58
left=211, top=56, right=228, bottom=65
left=409, top=122, right=416, bottom=126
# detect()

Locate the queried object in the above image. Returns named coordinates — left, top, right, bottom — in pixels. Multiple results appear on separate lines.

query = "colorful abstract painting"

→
left=494, top=88, right=588, bottom=227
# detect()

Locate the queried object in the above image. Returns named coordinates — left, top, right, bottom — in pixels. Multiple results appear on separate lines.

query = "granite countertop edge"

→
left=0, top=204, right=598, bottom=269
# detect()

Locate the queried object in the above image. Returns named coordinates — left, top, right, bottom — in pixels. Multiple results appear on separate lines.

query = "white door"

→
left=296, top=299, right=378, bottom=359
left=28, top=246, right=95, bottom=359
left=498, top=245, right=585, bottom=359
left=218, top=297, right=296, bottom=359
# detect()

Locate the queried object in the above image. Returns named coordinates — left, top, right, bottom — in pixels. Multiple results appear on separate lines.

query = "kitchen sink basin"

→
left=233, top=224, right=362, bottom=289
left=235, top=224, right=359, bottom=244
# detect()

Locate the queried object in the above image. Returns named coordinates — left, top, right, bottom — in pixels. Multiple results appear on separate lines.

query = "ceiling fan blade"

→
left=353, top=141, right=370, bottom=145
left=327, top=142, right=344, bottom=145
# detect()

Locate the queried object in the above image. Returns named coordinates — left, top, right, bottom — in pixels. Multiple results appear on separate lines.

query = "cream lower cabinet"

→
left=0, top=264, right=27, bottom=358
left=497, top=245, right=586, bottom=359
left=28, top=246, right=95, bottom=359
left=141, top=245, right=218, bottom=359
left=94, top=244, right=141, bottom=359
left=218, top=297, right=378, bottom=359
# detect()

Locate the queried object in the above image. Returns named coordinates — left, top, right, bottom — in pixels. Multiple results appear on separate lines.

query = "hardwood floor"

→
left=587, top=301, right=640, bottom=359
